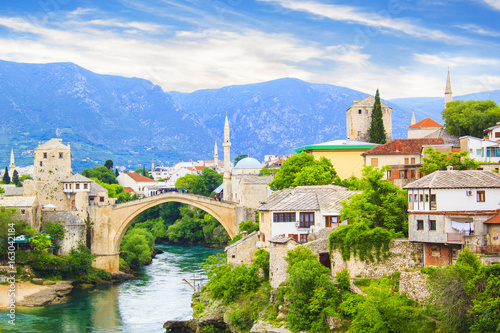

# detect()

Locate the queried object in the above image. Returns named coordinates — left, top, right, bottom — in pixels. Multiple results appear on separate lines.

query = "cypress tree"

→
left=115, top=168, right=119, bottom=177
left=368, top=89, right=387, bottom=144
left=2, top=167, right=10, bottom=184
left=12, top=170, right=19, bottom=186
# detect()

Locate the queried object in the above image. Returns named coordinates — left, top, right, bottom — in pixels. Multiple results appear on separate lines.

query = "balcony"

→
left=474, top=245, right=500, bottom=255
left=447, top=233, right=464, bottom=243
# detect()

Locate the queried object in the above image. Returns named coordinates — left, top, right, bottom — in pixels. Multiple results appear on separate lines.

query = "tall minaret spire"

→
left=445, top=67, right=453, bottom=108
left=411, top=110, right=416, bottom=126
left=9, top=149, right=15, bottom=179
left=213, top=141, right=218, bottom=169
left=222, top=114, right=232, bottom=201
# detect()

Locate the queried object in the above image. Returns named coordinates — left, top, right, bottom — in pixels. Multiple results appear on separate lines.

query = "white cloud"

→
left=456, top=24, right=500, bottom=37
left=259, top=0, right=468, bottom=44
left=482, top=0, right=500, bottom=10
left=414, top=53, right=500, bottom=67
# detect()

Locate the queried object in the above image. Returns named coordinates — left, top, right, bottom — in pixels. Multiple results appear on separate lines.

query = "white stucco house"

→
left=404, top=168, right=500, bottom=266
left=459, top=136, right=500, bottom=163
left=258, top=185, right=358, bottom=244
left=116, top=172, right=160, bottom=196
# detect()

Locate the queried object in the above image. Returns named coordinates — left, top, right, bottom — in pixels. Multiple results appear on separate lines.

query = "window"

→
left=68, top=184, right=72, bottom=189
left=425, top=194, right=429, bottom=202
left=477, top=190, right=485, bottom=202
left=358, top=109, right=362, bottom=114
left=408, top=194, right=413, bottom=202
left=414, top=194, right=418, bottom=202
left=387, top=170, right=392, bottom=179
left=411, top=158, right=415, bottom=164
left=99, top=196, right=105, bottom=202
left=43, top=153, right=47, bottom=158
left=429, top=220, right=436, bottom=231
left=410, top=170, right=416, bottom=179
left=430, top=194, right=436, bottom=202
left=399, top=170, right=407, bottom=179
left=404, top=158, right=409, bottom=164
left=299, top=234, right=308, bottom=243
left=325, top=216, right=338, bottom=228
left=476, top=149, right=482, bottom=156
left=273, top=212, right=296, bottom=222
left=39, top=161, right=43, bottom=167
left=371, top=158, right=378, bottom=167
left=84, top=183, right=88, bottom=190
left=59, top=152, right=63, bottom=159
left=20, top=209, right=26, bottom=214
left=496, top=132, right=500, bottom=138
left=417, top=220, right=424, bottom=230
left=288, top=234, right=298, bottom=241
left=419, top=194, right=424, bottom=202
left=299, top=212, right=315, bottom=228
left=75, top=183, right=80, bottom=190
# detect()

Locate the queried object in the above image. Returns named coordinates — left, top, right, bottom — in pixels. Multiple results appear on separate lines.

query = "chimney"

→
left=447, top=165, right=454, bottom=171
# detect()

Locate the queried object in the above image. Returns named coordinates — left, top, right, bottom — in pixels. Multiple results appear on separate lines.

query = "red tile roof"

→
left=124, top=172, right=155, bottom=182
left=408, top=117, right=443, bottom=128
left=484, top=213, right=500, bottom=224
left=195, top=166, right=205, bottom=171
left=123, top=187, right=135, bottom=193
left=362, top=138, right=445, bottom=156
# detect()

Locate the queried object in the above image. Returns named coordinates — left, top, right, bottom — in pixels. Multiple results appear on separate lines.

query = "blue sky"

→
left=0, top=0, right=499, bottom=98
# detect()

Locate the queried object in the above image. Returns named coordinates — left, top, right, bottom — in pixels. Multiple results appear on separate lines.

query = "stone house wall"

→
left=225, top=231, right=260, bottom=266
left=399, top=271, right=430, bottom=304
left=42, top=210, right=87, bottom=255
left=331, top=239, right=424, bottom=278
left=269, top=239, right=298, bottom=288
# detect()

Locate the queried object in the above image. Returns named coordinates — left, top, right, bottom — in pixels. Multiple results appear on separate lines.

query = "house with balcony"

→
left=258, top=185, right=358, bottom=245
left=404, top=168, right=500, bottom=266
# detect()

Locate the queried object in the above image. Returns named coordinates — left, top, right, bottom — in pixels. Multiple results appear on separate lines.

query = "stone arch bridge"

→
left=87, top=192, right=245, bottom=272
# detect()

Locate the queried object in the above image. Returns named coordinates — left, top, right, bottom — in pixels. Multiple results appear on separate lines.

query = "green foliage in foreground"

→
left=0, top=207, right=36, bottom=255
left=427, top=248, right=500, bottom=333
left=120, top=228, right=154, bottom=268
left=419, top=147, right=479, bottom=175
left=82, top=166, right=117, bottom=184
left=29, top=233, right=52, bottom=253
left=443, top=100, right=500, bottom=138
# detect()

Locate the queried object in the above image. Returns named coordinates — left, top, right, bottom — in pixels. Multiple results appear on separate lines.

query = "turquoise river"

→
left=1, top=244, right=223, bottom=333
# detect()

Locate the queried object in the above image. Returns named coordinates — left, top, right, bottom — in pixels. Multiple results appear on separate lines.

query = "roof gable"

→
left=350, top=95, right=390, bottom=109
left=408, top=118, right=442, bottom=129
left=363, top=138, right=444, bottom=156
left=124, top=172, right=156, bottom=182
left=404, top=170, right=500, bottom=189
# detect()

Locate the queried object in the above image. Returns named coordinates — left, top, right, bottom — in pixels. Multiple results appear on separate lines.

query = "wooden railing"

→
left=447, top=233, right=464, bottom=243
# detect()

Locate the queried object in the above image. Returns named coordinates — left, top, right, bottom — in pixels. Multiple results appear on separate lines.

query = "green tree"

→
left=199, top=167, right=223, bottom=195
left=19, top=174, right=32, bottom=183
left=30, top=233, right=52, bottom=253
left=443, top=100, right=500, bottom=138
left=68, top=242, right=95, bottom=274
left=115, top=168, right=119, bottom=177
left=235, top=154, right=249, bottom=165
left=340, top=166, right=408, bottom=234
left=368, top=89, right=387, bottom=144
left=134, top=167, right=151, bottom=178
left=44, top=221, right=66, bottom=252
left=0, top=207, right=36, bottom=254
left=104, top=159, right=114, bottom=170
left=120, top=228, right=154, bottom=268
left=175, top=174, right=206, bottom=194
left=269, top=152, right=340, bottom=191
left=2, top=167, right=10, bottom=184
left=259, top=167, right=278, bottom=176
left=420, top=147, right=479, bottom=175
left=12, top=170, right=19, bottom=187
left=82, top=166, right=117, bottom=184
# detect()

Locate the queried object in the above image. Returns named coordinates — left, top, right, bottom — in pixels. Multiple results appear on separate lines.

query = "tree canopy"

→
left=12, top=170, right=19, bottom=187
left=268, top=152, right=340, bottom=191
left=368, top=89, right=387, bottom=144
left=2, top=167, right=10, bottom=184
left=234, top=154, right=249, bottom=165
left=442, top=100, right=500, bottom=138
left=419, top=148, right=479, bottom=175
left=134, top=167, right=151, bottom=178
left=175, top=167, right=222, bottom=196
left=104, top=159, right=114, bottom=170
left=82, top=166, right=117, bottom=184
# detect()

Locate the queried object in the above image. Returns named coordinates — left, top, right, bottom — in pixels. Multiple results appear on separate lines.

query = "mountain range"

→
left=0, top=59, right=499, bottom=172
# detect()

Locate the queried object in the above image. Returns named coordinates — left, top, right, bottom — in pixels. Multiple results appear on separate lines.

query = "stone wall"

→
left=269, top=239, right=298, bottom=288
left=399, top=271, right=430, bottom=304
left=42, top=211, right=86, bottom=256
left=225, top=231, right=260, bottom=266
left=331, top=239, right=424, bottom=278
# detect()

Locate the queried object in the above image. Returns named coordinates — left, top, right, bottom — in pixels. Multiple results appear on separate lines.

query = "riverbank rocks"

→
left=163, top=320, right=197, bottom=332
left=31, top=278, right=43, bottom=285
left=250, top=320, right=293, bottom=333
left=111, top=271, right=134, bottom=281
left=18, top=281, right=74, bottom=307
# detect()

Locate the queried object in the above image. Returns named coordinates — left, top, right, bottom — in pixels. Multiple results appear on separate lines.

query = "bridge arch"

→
left=89, top=192, right=239, bottom=272
left=112, top=194, right=238, bottom=254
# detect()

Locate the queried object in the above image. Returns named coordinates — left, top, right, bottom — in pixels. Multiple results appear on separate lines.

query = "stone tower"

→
left=445, top=68, right=453, bottom=108
left=214, top=141, right=218, bottom=169
left=33, top=138, right=72, bottom=182
left=223, top=115, right=232, bottom=200
left=8, top=149, right=15, bottom=179
left=346, top=95, right=392, bottom=142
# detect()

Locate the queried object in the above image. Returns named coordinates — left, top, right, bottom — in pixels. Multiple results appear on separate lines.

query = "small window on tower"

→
left=358, top=109, right=362, bottom=114
left=43, top=153, right=47, bottom=159
left=39, top=161, right=43, bottom=167
left=59, top=152, right=63, bottom=159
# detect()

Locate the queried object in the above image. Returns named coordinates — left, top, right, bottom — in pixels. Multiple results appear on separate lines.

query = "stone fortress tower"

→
left=445, top=68, right=453, bottom=108
left=346, top=95, right=392, bottom=142
left=223, top=114, right=232, bottom=200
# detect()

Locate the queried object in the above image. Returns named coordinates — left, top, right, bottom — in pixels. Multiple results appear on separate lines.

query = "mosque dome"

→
left=234, top=157, right=262, bottom=169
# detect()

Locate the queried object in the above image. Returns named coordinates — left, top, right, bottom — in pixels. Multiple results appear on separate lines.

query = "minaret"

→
left=8, top=149, right=15, bottom=179
left=222, top=115, right=232, bottom=200
left=411, top=111, right=416, bottom=125
left=151, top=159, right=155, bottom=172
left=213, top=141, right=218, bottom=169
left=445, top=68, right=453, bottom=108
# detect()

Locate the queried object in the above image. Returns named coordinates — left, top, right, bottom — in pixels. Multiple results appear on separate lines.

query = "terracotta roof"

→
left=362, top=138, right=444, bottom=156
left=484, top=213, right=500, bottom=224
left=259, top=185, right=358, bottom=212
left=124, top=172, right=155, bottom=182
left=408, top=118, right=442, bottom=128
left=403, top=170, right=500, bottom=189
left=194, top=166, right=205, bottom=171
left=123, top=187, right=135, bottom=193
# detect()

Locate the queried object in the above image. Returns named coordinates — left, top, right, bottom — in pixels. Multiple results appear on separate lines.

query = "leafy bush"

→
left=30, top=233, right=52, bottom=253
left=68, top=242, right=95, bottom=275
left=336, top=268, right=351, bottom=291
left=120, top=228, right=154, bottom=268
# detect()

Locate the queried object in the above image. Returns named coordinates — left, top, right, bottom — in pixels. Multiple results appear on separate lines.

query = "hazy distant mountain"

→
left=1, top=59, right=497, bottom=172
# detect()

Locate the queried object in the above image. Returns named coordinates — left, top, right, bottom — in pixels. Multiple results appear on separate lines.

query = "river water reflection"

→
left=1, top=244, right=222, bottom=333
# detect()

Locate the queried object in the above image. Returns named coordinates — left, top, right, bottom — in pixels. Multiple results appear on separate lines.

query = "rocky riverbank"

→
left=0, top=280, right=73, bottom=307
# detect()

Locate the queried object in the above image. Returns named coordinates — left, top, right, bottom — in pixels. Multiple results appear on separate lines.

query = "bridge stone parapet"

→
left=88, top=191, right=240, bottom=272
